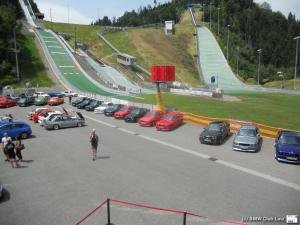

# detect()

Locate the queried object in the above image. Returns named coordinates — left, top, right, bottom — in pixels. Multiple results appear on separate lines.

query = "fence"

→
left=75, top=198, right=248, bottom=225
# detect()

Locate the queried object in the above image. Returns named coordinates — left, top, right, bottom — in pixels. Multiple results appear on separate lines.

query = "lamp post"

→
left=50, top=8, right=53, bottom=30
left=74, top=26, right=77, bottom=54
left=217, top=7, right=220, bottom=36
left=13, top=27, right=20, bottom=81
left=257, top=49, right=262, bottom=85
left=209, top=2, right=212, bottom=30
left=236, top=46, right=239, bottom=77
left=294, top=36, right=300, bottom=89
left=226, top=24, right=230, bottom=60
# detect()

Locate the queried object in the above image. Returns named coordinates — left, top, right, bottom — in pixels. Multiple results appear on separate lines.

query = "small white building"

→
left=117, top=53, right=136, bottom=66
left=165, top=21, right=175, bottom=35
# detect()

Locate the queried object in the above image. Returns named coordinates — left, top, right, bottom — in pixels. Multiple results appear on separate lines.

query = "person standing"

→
left=15, top=136, right=24, bottom=162
left=5, top=140, right=19, bottom=168
left=1, top=133, right=11, bottom=161
left=69, top=95, right=72, bottom=104
left=90, top=129, right=99, bottom=161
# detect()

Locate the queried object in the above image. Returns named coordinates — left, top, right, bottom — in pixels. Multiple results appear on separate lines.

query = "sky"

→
left=34, top=0, right=300, bottom=25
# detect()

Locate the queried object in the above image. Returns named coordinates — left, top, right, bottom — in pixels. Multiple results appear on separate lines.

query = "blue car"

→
left=275, top=131, right=300, bottom=164
left=48, top=91, right=65, bottom=98
left=0, top=121, right=32, bottom=139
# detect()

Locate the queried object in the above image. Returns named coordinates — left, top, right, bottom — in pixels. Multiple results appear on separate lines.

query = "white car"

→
left=63, top=90, right=78, bottom=97
left=27, top=107, right=49, bottom=119
left=38, top=111, right=63, bottom=126
left=33, top=92, right=50, bottom=97
left=94, top=102, right=113, bottom=114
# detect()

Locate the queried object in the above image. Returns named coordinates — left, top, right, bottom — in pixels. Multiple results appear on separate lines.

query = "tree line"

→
left=93, top=0, right=300, bottom=84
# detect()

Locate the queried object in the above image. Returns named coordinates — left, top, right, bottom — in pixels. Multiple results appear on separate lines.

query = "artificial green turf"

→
left=19, top=33, right=54, bottom=87
left=135, top=93, right=300, bottom=130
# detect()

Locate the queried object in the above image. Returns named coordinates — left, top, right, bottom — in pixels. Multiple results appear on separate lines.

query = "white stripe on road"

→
left=84, top=115, right=300, bottom=191
left=48, top=46, right=62, bottom=48
left=45, top=40, right=58, bottom=43
left=51, top=52, right=66, bottom=54
left=59, top=65, right=74, bottom=68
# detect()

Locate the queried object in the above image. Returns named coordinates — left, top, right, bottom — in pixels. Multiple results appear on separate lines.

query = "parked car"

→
left=114, top=105, right=135, bottom=119
left=199, top=121, right=230, bottom=145
left=0, top=97, right=17, bottom=108
left=77, top=99, right=92, bottom=109
left=275, top=131, right=300, bottom=164
left=44, top=112, right=85, bottom=130
left=156, top=112, right=183, bottom=131
left=94, top=102, right=114, bottom=114
left=63, top=90, right=78, bottom=97
left=104, top=104, right=124, bottom=116
left=85, top=100, right=103, bottom=111
left=33, top=92, right=50, bottom=97
left=17, top=97, right=35, bottom=107
left=32, top=109, right=54, bottom=123
left=27, top=107, right=49, bottom=120
left=71, top=97, right=86, bottom=107
left=233, top=125, right=262, bottom=152
left=0, top=121, right=32, bottom=139
left=124, top=108, right=149, bottom=123
left=138, top=110, right=164, bottom=127
left=39, top=111, right=63, bottom=126
left=48, top=91, right=65, bottom=98
left=34, top=96, right=49, bottom=106
left=48, top=97, right=64, bottom=106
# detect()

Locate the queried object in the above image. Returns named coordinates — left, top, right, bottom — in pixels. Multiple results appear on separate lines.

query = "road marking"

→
left=45, top=40, right=58, bottom=43
left=43, top=36, right=55, bottom=39
left=51, top=52, right=66, bottom=55
left=59, top=65, right=74, bottom=68
left=84, top=115, right=300, bottom=191
left=48, top=46, right=62, bottom=48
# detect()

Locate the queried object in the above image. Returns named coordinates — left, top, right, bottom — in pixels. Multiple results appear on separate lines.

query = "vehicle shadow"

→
left=97, top=156, right=110, bottom=159
left=21, top=159, right=34, bottom=163
left=15, top=165, right=29, bottom=169
left=0, top=189, right=10, bottom=204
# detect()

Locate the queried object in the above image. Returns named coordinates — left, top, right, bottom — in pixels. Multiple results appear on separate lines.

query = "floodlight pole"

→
left=74, top=26, right=77, bottom=54
left=226, top=24, right=230, bottom=60
left=294, top=36, right=300, bottom=89
left=50, top=8, right=53, bottom=30
left=236, top=46, right=239, bottom=77
left=257, top=49, right=262, bottom=85
left=217, top=7, right=220, bottom=36
left=209, top=2, right=212, bottom=30
left=13, top=27, right=20, bottom=81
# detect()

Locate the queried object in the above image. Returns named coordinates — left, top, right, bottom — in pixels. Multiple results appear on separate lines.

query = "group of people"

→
left=2, top=133, right=24, bottom=168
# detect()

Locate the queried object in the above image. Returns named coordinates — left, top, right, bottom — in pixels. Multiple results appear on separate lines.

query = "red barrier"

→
left=75, top=198, right=248, bottom=225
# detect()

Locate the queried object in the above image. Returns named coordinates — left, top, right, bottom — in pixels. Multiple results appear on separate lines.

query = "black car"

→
left=17, top=96, right=35, bottom=107
left=199, top=121, right=230, bottom=145
left=124, top=108, right=149, bottom=123
left=85, top=100, right=103, bottom=111
left=72, top=97, right=86, bottom=107
left=104, top=104, right=124, bottom=116
left=77, top=99, right=92, bottom=109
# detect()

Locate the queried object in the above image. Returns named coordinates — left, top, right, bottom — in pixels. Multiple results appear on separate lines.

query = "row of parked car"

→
left=71, top=97, right=184, bottom=131
left=70, top=96, right=300, bottom=164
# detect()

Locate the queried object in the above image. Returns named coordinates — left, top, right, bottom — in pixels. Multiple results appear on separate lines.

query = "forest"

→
left=93, top=0, right=300, bottom=84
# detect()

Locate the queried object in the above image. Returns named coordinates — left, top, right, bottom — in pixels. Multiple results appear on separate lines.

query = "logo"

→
left=286, top=215, right=298, bottom=224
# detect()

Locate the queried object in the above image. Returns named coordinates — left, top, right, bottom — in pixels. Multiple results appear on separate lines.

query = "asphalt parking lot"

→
left=0, top=101, right=299, bottom=225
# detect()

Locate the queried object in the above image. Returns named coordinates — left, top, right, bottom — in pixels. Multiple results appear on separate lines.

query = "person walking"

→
left=1, top=133, right=11, bottom=161
left=15, top=136, right=24, bottom=162
left=90, top=128, right=99, bottom=161
left=5, top=140, right=19, bottom=168
left=68, top=95, right=72, bottom=104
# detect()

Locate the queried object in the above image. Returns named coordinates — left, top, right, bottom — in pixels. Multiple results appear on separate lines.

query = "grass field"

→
left=135, top=93, right=300, bottom=130
left=18, top=33, right=54, bottom=87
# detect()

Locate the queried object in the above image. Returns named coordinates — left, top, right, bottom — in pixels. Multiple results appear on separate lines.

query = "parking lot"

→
left=0, top=101, right=299, bottom=225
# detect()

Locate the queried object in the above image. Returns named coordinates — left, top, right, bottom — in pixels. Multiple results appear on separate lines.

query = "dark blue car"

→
left=0, top=121, right=32, bottom=139
left=48, top=91, right=65, bottom=98
left=275, top=131, right=300, bottom=164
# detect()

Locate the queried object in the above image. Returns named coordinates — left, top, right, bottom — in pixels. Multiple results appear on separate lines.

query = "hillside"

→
left=43, top=10, right=201, bottom=86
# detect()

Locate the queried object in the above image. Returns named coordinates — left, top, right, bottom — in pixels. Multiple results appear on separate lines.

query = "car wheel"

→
left=78, top=123, right=82, bottom=127
left=53, top=124, right=60, bottom=130
left=21, top=132, right=29, bottom=139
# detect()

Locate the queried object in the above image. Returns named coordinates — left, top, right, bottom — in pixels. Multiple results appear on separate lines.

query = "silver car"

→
left=44, top=112, right=85, bottom=130
left=233, top=125, right=262, bottom=152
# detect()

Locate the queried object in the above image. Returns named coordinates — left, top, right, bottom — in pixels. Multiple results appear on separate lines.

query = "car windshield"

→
left=145, top=112, right=155, bottom=117
left=36, top=97, right=44, bottom=100
left=163, top=115, right=174, bottom=121
left=110, top=105, right=119, bottom=110
left=208, top=124, right=221, bottom=131
left=19, top=98, right=26, bottom=103
left=82, top=100, right=90, bottom=104
left=120, top=107, right=129, bottom=112
left=130, top=109, right=140, bottom=115
left=279, top=135, right=300, bottom=145
left=238, top=129, right=256, bottom=137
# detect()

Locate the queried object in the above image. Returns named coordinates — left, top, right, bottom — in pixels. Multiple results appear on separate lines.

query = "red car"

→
left=114, top=106, right=135, bottom=119
left=32, top=109, right=54, bottom=123
left=138, top=110, right=164, bottom=127
left=0, top=97, right=17, bottom=108
left=48, top=97, right=64, bottom=106
left=156, top=112, right=183, bottom=131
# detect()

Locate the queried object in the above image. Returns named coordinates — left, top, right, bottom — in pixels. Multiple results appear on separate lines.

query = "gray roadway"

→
left=0, top=102, right=299, bottom=225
